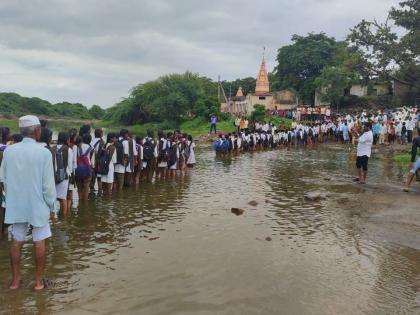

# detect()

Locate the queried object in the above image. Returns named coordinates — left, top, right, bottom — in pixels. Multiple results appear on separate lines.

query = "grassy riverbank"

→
left=0, top=116, right=238, bottom=137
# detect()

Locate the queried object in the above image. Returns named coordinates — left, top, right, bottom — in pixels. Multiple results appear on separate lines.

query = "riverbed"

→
left=0, top=145, right=419, bottom=314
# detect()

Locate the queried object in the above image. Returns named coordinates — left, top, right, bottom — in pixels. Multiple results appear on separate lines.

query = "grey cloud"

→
left=0, top=0, right=400, bottom=107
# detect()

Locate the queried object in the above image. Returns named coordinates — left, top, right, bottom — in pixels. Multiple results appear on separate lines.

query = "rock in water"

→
left=265, top=237, right=272, bottom=242
left=231, top=208, right=245, bottom=215
left=304, top=191, right=327, bottom=201
left=248, top=200, right=258, bottom=207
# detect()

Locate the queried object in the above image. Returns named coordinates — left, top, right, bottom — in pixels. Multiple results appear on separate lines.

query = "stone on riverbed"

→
left=304, top=191, right=328, bottom=201
left=248, top=200, right=258, bottom=207
left=231, top=208, right=245, bottom=215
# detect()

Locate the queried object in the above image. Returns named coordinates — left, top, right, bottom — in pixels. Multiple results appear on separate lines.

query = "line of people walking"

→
left=0, top=115, right=196, bottom=290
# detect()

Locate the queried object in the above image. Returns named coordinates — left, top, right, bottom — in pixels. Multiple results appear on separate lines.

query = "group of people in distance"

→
left=214, top=106, right=420, bottom=190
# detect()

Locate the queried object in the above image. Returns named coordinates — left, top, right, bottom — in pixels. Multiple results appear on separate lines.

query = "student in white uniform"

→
left=75, top=134, right=93, bottom=201
left=101, top=132, right=117, bottom=195
left=186, top=135, right=196, bottom=167
left=123, top=132, right=138, bottom=186
left=54, top=132, right=72, bottom=216
left=114, top=130, right=127, bottom=191
left=157, top=132, right=169, bottom=179
left=90, top=128, right=105, bottom=194
left=167, top=134, right=179, bottom=178
left=67, top=129, right=78, bottom=210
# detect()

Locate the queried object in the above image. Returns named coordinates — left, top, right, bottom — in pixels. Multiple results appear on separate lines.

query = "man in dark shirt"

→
left=404, top=135, right=420, bottom=192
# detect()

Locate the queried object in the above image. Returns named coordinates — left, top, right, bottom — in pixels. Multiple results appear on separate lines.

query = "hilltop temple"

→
left=220, top=54, right=298, bottom=115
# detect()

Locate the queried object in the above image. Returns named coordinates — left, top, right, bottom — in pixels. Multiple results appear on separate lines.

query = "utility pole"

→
left=218, top=75, right=221, bottom=102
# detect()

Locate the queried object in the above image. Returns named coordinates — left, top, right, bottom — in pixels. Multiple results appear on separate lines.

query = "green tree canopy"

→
left=347, top=0, right=420, bottom=89
left=314, top=66, right=356, bottom=110
left=272, top=33, right=341, bottom=104
left=89, top=105, right=106, bottom=119
left=250, top=104, right=266, bottom=123
left=106, top=72, right=219, bottom=126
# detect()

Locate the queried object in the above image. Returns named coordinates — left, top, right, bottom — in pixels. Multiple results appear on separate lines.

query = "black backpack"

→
left=53, top=145, right=69, bottom=184
left=93, top=139, right=104, bottom=169
left=143, top=138, right=155, bottom=161
left=184, top=142, right=192, bottom=160
left=115, top=140, right=124, bottom=165
left=168, top=143, right=178, bottom=166
left=158, top=140, right=169, bottom=163
left=97, top=145, right=112, bottom=175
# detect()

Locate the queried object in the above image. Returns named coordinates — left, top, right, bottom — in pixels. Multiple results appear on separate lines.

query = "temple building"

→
left=220, top=54, right=298, bottom=115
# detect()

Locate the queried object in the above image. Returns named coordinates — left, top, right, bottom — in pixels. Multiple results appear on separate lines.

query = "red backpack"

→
left=75, top=146, right=92, bottom=178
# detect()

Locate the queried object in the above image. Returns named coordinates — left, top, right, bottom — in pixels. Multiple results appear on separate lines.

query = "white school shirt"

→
left=124, top=138, right=138, bottom=173
left=357, top=131, right=373, bottom=157
left=186, top=142, right=196, bottom=164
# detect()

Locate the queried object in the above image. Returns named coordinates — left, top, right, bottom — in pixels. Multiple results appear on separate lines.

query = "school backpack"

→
left=97, top=145, right=113, bottom=176
left=52, top=145, right=69, bottom=184
left=242, top=139, right=250, bottom=151
left=168, top=143, right=178, bottom=166
left=213, top=140, right=223, bottom=152
left=222, top=139, right=230, bottom=152
left=115, top=140, right=124, bottom=165
left=92, top=139, right=104, bottom=169
left=184, top=142, right=192, bottom=160
left=143, top=138, right=155, bottom=161
left=228, top=139, right=233, bottom=151
left=158, top=140, right=169, bottom=163
left=233, top=139, right=238, bottom=150
left=75, top=146, right=92, bottom=178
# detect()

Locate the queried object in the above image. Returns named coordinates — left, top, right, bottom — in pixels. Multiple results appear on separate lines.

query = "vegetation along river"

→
left=0, top=144, right=419, bottom=314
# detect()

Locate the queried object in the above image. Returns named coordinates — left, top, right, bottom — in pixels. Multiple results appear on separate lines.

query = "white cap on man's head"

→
left=19, top=115, right=41, bottom=128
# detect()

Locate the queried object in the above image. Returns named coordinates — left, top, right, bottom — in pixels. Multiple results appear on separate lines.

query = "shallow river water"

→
left=0, top=145, right=419, bottom=314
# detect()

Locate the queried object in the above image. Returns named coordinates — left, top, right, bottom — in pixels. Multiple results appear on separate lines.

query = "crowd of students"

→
left=0, top=122, right=197, bottom=229
left=215, top=107, right=420, bottom=153
left=214, top=107, right=420, bottom=190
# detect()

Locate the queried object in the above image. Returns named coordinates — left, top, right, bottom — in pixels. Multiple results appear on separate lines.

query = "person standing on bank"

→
left=354, top=122, right=374, bottom=184
left=210, top=115, right=217, bottom=134
left=1, top=115, right=56, bottom=290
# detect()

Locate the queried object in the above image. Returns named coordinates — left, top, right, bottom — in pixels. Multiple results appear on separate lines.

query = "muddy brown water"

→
left=0, top=145, right=419, bottom=314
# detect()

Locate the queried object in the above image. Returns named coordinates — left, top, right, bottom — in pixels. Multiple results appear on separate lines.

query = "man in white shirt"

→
left=406, top=117, right=415, bottom=143
left=355, top=123, right=373, bottom=184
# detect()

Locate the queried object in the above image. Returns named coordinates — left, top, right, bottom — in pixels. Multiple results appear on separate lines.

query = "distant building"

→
left=220, top=54, right=298, bottom=115
left=349, top=83, right=389, bottom=97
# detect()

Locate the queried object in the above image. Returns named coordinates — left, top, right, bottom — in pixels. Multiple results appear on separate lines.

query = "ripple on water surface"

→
left=0, top=145, right=418, bottom=314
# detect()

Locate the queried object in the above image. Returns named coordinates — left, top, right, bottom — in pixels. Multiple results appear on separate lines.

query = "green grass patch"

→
left=180, top=117, right=235, bottom=136
left=393, top=153, right=412, bottom=168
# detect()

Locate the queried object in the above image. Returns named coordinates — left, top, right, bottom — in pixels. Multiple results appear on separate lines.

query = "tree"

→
left=273, top=33, right=340, bottom=104
left=193, top=96, right=219, bottom=118
left=250, top=104, right=266, bottom=123
left=221, top=77, right=256, bottom=97
left=89, top=105, right=105, bottom=119
left=347, top=0, right=420, bottom=89
left=107, top=72, right=219, bottom=126
left=314, top=66, right=355, bottom=111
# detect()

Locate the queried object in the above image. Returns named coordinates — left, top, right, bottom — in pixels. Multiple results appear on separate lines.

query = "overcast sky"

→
left=0, top=0, right=400, bottom=107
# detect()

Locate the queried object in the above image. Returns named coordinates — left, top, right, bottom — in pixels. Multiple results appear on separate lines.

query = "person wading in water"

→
left=1, top=115, right=56, bottom=290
